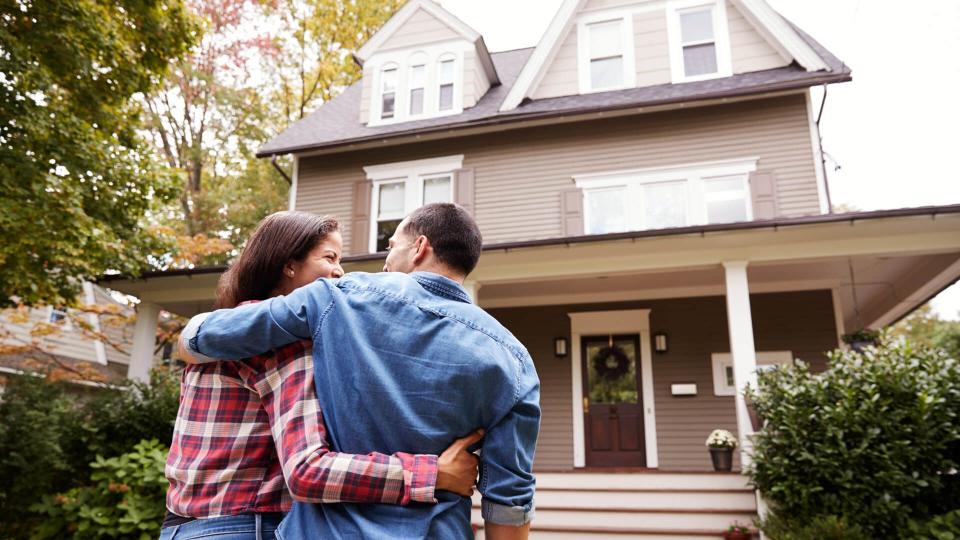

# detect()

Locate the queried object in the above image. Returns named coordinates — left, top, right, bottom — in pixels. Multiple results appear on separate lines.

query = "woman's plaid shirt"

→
left=164, top=340, right=438, bottom=518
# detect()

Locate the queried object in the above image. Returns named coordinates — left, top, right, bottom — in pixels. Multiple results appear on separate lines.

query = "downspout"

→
left=815, top=84, right=834, bottom=213
left=271, top=155, right=292, bottom=185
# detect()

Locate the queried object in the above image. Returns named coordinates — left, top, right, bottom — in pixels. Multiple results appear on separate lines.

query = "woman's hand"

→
left=436, top=429, right=484, bottom=497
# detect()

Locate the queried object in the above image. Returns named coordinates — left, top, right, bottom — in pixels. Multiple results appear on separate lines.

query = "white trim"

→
left=568, top=309, right=658, bottom=469
left=665, top=0, right=733, bottom=84
left=831, top=287, right=846, bottom=349
left=288, top=155, right=299, bottom=211
left=722, top=260, right=758, bottom=467
left=576, top=10, right=637, bottom=94
left=711, top=350, right=792, bottom=396
left=575, top=158, right=757, bottom=234
left=83, top=282, right=108, bottom=365
left=368, top=41, right=469, bottom=126
left=730, top=0, right=829, bottom=72
left=356, top=0, right=480, bottom=62
left=364, top=155, right=464, bottom=181
left=806, top=89, right=829, bottom=214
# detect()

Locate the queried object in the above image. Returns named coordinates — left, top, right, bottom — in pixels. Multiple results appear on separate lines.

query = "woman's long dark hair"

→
left=215, top=211, right=339, bottom=309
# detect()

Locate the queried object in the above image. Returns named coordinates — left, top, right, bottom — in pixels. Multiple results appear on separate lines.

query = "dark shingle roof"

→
left=257, top=28, right=849, bottom=157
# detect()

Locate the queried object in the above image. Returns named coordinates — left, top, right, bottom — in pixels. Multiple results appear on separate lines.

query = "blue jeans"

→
left=158, top=514, right=284, bottom=540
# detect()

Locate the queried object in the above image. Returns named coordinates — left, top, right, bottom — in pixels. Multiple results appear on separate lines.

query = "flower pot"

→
left=722, top=532, right=751, bottom=540
left=710, top=447, right=733, bottom=472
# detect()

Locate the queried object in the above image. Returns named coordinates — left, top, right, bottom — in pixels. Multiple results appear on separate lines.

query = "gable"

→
left=727, top=2, right=786, bottom=73
left=380, top=8, right=462, bottom=51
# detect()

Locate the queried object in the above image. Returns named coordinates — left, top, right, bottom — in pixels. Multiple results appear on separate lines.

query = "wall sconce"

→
left=554, top=337, right=568, bottom=357
left=654, top=331, right=668, bottom=353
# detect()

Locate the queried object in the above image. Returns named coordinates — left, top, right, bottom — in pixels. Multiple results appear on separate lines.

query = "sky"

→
left=439, top=0, right=960, bottom=320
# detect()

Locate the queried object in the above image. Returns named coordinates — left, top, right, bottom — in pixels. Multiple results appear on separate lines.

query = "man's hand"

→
left=436, top=429, right=484, bottom=497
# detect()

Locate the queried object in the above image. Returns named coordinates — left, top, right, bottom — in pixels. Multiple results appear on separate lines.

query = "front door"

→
left=582, top=334, right=646, bottom=467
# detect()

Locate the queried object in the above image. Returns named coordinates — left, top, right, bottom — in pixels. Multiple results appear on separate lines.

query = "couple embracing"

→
left=162, top=203, right=540, bottom=540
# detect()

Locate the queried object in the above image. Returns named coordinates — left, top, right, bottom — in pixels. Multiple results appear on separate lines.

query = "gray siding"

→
left=487, top=289, right=838, bottom=471
left=298, top=94, right=822, bottom=254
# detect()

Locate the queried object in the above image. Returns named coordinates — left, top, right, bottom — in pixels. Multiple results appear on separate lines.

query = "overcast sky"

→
left=439, top=0, right=960, bottom=319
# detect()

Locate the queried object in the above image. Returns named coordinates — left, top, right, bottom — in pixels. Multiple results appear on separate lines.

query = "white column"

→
left=722, top=261, right=758, bottom=467
left=462, top=281, right=481, bottom=304
left=127, top=301, right=160, bottom=383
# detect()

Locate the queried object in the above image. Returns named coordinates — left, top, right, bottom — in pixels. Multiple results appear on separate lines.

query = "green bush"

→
left=759, top=513, right=870, bottom=540
left=30, top=439, right=170, bottom=540
left=0, top=369, right=180, bottom=539
left=748, top=337, right=960, bottom=537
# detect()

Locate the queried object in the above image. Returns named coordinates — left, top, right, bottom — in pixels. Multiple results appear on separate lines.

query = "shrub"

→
left=30, top=439, right=170, bottom=540
left=759, top=514, right=870, bottom=540
left=747, top=337, right=960, bottom=537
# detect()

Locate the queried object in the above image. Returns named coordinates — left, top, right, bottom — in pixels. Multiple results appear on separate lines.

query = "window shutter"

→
left=351, top=180, right=373, bottom=255
left=454, top=168, right=475, bottom=215
left=561, top=188, right=585, bottom=236
left=749, top=172, right=778, bottom=220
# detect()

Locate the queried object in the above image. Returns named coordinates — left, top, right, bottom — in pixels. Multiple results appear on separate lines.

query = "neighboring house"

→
left=103, top=0, right=960, bottom=536
left=0, top=283, right=134, bottom=384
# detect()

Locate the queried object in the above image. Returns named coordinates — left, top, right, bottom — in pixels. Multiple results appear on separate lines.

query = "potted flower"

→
left=841, top=328, right=880, bottom=352
left=705, top=429, right=737, bottom=472
left=722, top=521, right=752, bottom=540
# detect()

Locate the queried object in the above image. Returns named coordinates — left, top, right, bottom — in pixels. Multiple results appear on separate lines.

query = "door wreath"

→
left=591, top=345, right=630, bottom=380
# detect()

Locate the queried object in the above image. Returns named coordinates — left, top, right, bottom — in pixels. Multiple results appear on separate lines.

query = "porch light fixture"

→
left=654, top=331, right=668, bottom=353
left=554, top=337, right=568, bottom=357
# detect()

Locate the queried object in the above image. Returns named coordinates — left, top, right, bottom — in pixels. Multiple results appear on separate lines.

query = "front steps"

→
left=471, top=472, right=757, bottom=539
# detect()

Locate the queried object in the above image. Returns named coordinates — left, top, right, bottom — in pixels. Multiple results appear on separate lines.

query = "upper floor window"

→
left=438, top=56, right=456, bottom=111
left=575, top=158, right=756, bottom=235
left=380, top=65, right=398, bottom=119
left=668, top=1, right=731, bottom=82
left=577, top=15, right=635, bottom=93
left=364, top=155, right=463, bottom=252
left=409, top=63, right=426, bottom=116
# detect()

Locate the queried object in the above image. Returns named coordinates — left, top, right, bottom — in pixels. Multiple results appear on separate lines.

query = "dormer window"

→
left=667, top=0, right=732, bottom=82
left=438, top=56, right=456, bottom=111
left=576, top=14, right=635, bottom=94
left=409, top=63, right=425, bottom=116
left=380, top=65, right=398, bottom=119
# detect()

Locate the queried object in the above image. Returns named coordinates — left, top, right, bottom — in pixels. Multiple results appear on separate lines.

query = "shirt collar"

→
left=411, top=272, right=472, bottom=304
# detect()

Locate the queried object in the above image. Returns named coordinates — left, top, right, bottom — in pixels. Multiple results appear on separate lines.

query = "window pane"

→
left=410, top=64, right=425, bottom=88
left=439, top=59, right=455, bottom=84
left=376, top=219, right=402, bottom=252
left=590, top=56, right=624, bottom=89
left=423, top=176, right=451, bottom=204
left=705, top=177, right=744, bottom=197
left=643, top=181, right=687, bottom=229
left=725, top=365, right=734, bottom=387
left=706, top=199, right=748, bottom=224
left=410, top=88, right=424, bottom=115
left=381, top=92, right=395, bottom=118
left=439, top=83, right=454, bottom=110
left=704, top=176, right=747, bottom=223
left=680, top=9, right=714, bottom=43
left=381, top=68, right=397, bottom=118
left=589, top=20, right=623, bottom=59
left=586, top=188, right=627, bottom=234
left=683, top=43, right=718, bottom=76
left=377, top=182, right=405, bottom=218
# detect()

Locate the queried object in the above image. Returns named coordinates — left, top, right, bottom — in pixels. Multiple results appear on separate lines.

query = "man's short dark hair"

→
left=402, top=203, right=483, bottom=276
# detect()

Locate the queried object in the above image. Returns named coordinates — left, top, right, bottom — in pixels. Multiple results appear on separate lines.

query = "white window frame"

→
left=711, top=350, right=794, bottom=396
left=577, top=11, right=636, bottom=94
left=364, top=155, right=464, bottom=252
left=368, top=41, right=469, bottom=126
left=408, top=53, right=428, bottom=118
left=665, top=0, right=732, bottom=83
left=46, top=306, right=73, bottom=331
left=575, top=157, right=757, bottom=235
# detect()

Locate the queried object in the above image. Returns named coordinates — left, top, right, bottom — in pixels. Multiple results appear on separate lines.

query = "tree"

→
left=892, top=303, right=960, bottom=359
left=0, top=0, right=197, bottom=307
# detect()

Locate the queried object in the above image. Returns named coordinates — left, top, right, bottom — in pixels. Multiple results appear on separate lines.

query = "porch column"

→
left=462, top=281, right=481, bottom=304
left=722, top=261, right=759, bottom=467
left=127, top=301, right=160, bottom=383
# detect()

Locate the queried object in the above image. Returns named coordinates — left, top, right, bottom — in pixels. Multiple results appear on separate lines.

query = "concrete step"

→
left=474, top=524, right=738, bottom=539
left=507, top=488, right=757, bottom=511
left=472, top=507, right=755, bottom=532
left=534, top=472, right=751, bottom=491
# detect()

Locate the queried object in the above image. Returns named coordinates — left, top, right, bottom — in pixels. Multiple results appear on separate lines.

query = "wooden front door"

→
left=582, top=334, right=646, bottom=467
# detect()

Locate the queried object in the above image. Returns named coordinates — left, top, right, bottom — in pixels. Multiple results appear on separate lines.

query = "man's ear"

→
left=412, top=235, right=431, bottom=265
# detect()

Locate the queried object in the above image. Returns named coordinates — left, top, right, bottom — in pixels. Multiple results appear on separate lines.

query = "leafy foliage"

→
left=747, top=337, right=960, bottom=537
left=30, top=439, right=170, bottom=540
left=0, top=0, right=197, bottom=306
left=892, top=303, right=960, bottom=360
left=0, top=369, right=181, bottom=538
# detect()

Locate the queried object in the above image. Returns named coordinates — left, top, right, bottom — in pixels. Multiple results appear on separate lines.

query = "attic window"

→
left=380, top=65, right=398, bottom=119
left=577, top=14, right=635, bottom=94
left=409, top=63, right=425, bottom=115
left=438, top=57, right=455, bottom=111
left=667, top=1, right=732, bottom=82
left=679, top=8, right=717, bottom=76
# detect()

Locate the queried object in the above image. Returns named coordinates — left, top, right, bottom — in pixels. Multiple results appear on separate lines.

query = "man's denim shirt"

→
left=182, top=272, right=540, bottom=539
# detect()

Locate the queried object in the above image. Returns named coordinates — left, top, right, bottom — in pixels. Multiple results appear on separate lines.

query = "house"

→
left=102, top=0, right=960, bottom=536
left=0, top=283, right=135, bottom=385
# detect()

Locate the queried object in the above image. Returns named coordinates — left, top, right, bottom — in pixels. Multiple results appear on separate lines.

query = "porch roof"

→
left=101, top=205, right=960, bottom=328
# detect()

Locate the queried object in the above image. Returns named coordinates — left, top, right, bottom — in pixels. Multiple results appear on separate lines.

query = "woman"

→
left=161, top=212, right=480, bottom=540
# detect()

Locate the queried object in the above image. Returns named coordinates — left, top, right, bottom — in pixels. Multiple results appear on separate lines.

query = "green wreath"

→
left=591, top=345, right=630, bottom=380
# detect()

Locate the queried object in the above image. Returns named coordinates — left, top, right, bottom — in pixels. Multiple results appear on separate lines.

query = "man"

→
left=180, top=203, right=540, bottom=540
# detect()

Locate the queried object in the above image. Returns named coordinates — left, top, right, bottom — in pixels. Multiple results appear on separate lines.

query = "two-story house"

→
left=104, top=0, right=960, bottom=536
